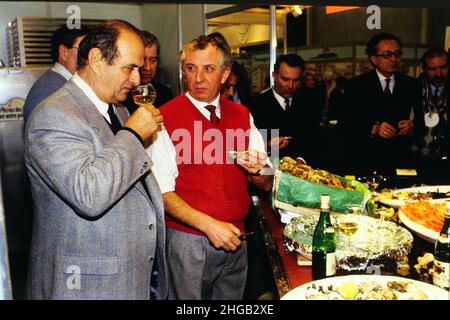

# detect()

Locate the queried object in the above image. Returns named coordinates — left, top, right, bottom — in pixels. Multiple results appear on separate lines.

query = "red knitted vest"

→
left=160, top=94, right=251, bottom=235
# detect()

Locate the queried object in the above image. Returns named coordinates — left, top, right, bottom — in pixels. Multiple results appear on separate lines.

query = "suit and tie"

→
left=249, top=88, right=322, bottom=166
left=412, top=79, right=450, bottom=183
left=339, top=69, right=420, bottom=176
left=24, top=79, right=168, bottom=300
left=23, top=69, right=67, bottom=122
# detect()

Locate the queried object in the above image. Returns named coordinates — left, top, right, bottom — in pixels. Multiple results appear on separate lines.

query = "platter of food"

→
left=378, top=185, right=450, bottom=208
left=281, top=275, right=448, bottom=300
left=273, top=157, right=370, bottom=214
left=398, top=201, right=445, bottom=243
left=283, top=214, right=413, bottom=270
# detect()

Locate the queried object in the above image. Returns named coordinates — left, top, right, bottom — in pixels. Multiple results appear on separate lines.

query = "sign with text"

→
left=0, top=98, right=24, bottom=122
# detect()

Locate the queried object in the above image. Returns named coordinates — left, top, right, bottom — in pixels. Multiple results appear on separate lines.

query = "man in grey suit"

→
left=23, top=24, right=90, bottom=122
left=24, top=20, right=167, bottom=300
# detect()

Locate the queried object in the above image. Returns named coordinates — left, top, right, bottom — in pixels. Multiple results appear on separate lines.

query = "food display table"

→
left=252, top=196, right=440, bottom=299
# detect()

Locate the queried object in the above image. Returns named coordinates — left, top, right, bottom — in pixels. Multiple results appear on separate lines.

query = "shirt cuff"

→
left=155, top=176, right=176, bottom=194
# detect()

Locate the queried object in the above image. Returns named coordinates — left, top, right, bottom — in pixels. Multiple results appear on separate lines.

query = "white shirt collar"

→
left=51, top=62, right=73, bottom=81
left=71, top=73, right=111, bottom=122
left=185, top=91, right=221, bottom=119
left=272, top=88, right=291, bottom=111
left=376, top=68, right=395, bottom=92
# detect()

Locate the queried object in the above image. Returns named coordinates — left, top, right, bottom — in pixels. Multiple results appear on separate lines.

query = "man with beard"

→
left=412, top=48, right=450, bottom=182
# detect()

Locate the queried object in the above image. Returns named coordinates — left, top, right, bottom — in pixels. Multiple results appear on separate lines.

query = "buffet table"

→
left=252, top=195, right=437, bottom=299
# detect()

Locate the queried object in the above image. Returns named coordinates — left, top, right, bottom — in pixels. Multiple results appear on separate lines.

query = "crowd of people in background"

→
left=22, top=18, right=450, bottom=300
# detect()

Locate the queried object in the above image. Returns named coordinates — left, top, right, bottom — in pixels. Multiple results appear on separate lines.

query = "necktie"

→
left=284, top=98, right=291, bottom=112
left=433, top=87, right=440, bottom=100
left=205, top=105, right=219, bottom=125
left=384, top=78, right=391, bottom=95
left=107, top=104, right=122, bottom=134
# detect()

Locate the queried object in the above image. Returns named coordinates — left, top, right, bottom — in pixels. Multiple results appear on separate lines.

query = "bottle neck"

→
left=319, top=209, right=332, bottom=224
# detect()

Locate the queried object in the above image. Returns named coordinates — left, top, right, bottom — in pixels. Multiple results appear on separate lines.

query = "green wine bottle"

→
left=312, top=194, right=336, bottom=280
left=433, top=202, right=450, bottom=289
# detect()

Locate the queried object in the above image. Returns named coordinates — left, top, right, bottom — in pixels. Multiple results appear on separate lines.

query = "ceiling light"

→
left=292, top=5, right=303, bottom=17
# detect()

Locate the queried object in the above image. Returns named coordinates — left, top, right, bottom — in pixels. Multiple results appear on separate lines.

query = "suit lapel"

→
left=269, top=90, right=284, bottom=112
left=114, top=103, right=130, bottom=127
left=64, top=81, right=114, bottom=139
left=113, top=103, right=152, bottom=202
left=64, top=81, right=152, bottom=202
left=369, top=69, right=384, bottom=95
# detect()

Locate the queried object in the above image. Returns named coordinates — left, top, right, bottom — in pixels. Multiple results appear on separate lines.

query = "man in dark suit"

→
left=412, top=48, right=450, bottom=183
left=249, top=54, right=322, bottom=165
left=123, top=31, right=173, bottom=114
left=339, top=32, right=419, bottom=176
left=23, top=24, right=90, bottom=122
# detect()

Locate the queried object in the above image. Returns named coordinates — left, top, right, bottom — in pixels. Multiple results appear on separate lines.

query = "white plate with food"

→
left=398, top=201, right=445, bottom=243
left=281, top=275, right=449, bottom=300
left=378, top=185, right=450, bottom=208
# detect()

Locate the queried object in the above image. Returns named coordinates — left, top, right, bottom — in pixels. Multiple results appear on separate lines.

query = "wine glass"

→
left=346, top=203, right=364, bottom=216
left=132, top=83, right=157, bottom=107
left=338, top=214, right=358, bottom=246
left=131, top=83, right=164, bottom=130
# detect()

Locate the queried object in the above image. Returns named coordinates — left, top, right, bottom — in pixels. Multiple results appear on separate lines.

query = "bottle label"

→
left=433, top=260, right=450, bottom=289
left=326, top=227, right=335, bottom=234
left=326, top=252, right=336, bottom=276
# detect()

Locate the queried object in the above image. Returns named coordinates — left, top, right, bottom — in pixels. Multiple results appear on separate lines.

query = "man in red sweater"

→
left=149, top=34, right=273, bottom=299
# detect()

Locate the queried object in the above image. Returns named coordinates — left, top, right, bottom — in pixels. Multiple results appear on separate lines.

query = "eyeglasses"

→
left=375, top=50, right=403, bottom=59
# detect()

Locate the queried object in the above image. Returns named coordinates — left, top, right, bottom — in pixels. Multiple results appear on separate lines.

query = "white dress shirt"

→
left=272, top=88, right=291, bottom=111
left=71, top=73, right=114, bottom=123
left=376, top=69, right=395, bottom=94
left=148, top=92, right=270, bottom=193
left=51, top=62, right=73, bottom=81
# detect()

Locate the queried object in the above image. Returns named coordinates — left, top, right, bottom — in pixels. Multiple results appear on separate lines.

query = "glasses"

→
left=375, top=50, right=403, bottom=59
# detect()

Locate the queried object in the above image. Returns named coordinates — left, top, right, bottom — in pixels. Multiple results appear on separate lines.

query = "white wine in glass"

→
left=131, top=83, right=164, bottom=131
left=338, top=221, right=358, bottom=236
left=132, top=83, right=157, bottom=107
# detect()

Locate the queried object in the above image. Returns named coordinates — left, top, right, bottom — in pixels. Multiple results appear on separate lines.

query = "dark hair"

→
left=230, top=60, right=251, bottom=105
left=142, top=30, right=160, bottom=57
left=50, top=24, right=90, bottom=62
left=77, top=20, right=144, bottom=68
left=274, top=54, right=305, bottom=73
left=421, top=47, right=448, bottom=69
left=365, top=32, right=402, bottom=57
left=180, top=34, right=232, bottom=69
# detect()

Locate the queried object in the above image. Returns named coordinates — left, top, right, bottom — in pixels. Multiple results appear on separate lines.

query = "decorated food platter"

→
left=378, top=185, right=450, bottom=208
left=283, top=214, right=413, bottom=270
left=398, top=201, right=445, bottom=243
left=281, top=275, right=449, bottom=300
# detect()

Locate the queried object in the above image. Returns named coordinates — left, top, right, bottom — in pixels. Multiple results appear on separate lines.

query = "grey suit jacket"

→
left=24, top=80, right=168, bottom=300
left=23, top=69, right=67, bottom=122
